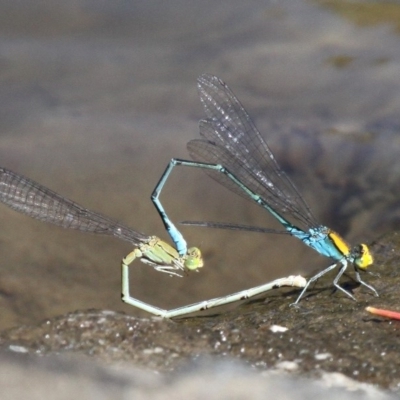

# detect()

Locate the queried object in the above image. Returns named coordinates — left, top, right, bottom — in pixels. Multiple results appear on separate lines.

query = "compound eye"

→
left=355, top=244, right=373, bottom=269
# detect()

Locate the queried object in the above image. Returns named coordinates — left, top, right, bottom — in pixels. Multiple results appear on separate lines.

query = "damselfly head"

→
left=354, top=243, right=373, bottom=269
left=184, top=247, right=204, bottom=271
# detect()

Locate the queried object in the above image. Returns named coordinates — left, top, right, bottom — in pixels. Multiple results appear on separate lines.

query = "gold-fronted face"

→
left=184, top=247, right=204, bottom=271
left=354, top=243, right=373, bottom=269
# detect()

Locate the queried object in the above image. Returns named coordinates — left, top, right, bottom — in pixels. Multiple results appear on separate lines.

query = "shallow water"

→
left=1, top=0, right=400, bottom=328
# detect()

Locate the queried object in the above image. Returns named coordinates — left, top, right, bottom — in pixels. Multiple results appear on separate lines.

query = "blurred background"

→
left=1, top=0, right=400, bottom=328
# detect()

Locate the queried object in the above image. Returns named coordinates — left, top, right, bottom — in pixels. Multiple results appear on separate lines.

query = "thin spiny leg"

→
left=354, top=270, right=379, bottom=297
left=291, top=262, right=339, bottom=305
left=332, top=261, right=356, bottom=301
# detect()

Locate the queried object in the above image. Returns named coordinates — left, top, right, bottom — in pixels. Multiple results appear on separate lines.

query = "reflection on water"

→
left=317, top=0, right=400, bottom=32
left=1, top=0, right=400, bottom=328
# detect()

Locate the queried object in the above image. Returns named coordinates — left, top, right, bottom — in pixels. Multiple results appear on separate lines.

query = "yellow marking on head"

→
left=185, top=247, right=204, bottom=270
left=328, top=231, right=350, bottom=256
left=355, top=243, right=373, bottom=269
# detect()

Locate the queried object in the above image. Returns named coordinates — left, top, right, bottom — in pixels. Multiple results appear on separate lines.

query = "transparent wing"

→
left=188, top=74, right=318, bottom=229
left=181, top=220, right=290, bottom=234
left=0, top=167, right=149, bottom=246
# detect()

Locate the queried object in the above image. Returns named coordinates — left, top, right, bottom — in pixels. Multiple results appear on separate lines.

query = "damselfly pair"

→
left=0, top=75, right=377, bottom=318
